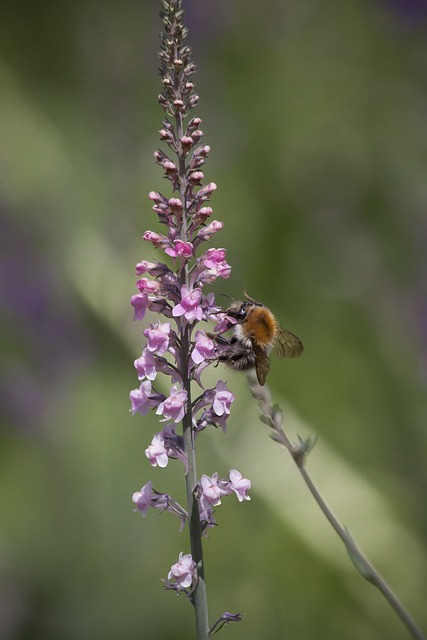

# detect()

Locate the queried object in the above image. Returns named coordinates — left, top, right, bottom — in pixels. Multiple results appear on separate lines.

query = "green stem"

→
left=175, top=106, right=210, bottom=638
left=296, top=460, right=426, bottom=640
left=182, top=333, right=210, bottom=639
left=250, top=376, right=426, bottom=640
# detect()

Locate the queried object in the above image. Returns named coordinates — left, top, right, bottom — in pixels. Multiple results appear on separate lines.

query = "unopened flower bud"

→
left=196, top=182, right=217, bottom=199
left=159, top=128, right=173, bottom=141
left=148, top=191, right=164, bottom=204
left=168, top=197, right=183, bottom=212
left=189, top=171, right=204, bottom=183
left=191, top=129, right=204, bottom=141
left=161, top=160, right=177, bottom=173
left=180, top=135, right=193, bottom=147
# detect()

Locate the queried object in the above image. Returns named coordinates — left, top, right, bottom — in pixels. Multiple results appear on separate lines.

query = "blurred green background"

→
left=1, top=0, right=427, bottom=638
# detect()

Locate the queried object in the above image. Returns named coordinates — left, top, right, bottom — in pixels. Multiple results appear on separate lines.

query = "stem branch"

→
left=248, top=372, right=426, bottom=640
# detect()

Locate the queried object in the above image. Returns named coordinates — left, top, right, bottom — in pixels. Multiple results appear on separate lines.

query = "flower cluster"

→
left=129, top=0, right=248, bottom=628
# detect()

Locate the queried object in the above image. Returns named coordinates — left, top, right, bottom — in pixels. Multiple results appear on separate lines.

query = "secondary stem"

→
left=249, top=374, right=426, bottom=640
left=297, top=461, right=426, bottom=640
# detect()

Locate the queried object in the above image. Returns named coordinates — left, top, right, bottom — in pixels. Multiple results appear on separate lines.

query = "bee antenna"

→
left=242, top=287, right=259, bottom=304
left=218, top=292, right=234, bottom=301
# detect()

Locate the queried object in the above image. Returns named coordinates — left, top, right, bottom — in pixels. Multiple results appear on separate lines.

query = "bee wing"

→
left=253, top=342, right=271, bottom=386
left=274, top=326, right=304, bottom=358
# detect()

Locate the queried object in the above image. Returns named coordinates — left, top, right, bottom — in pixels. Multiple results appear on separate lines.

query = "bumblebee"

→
left=216, top=291, right=303, bottom=386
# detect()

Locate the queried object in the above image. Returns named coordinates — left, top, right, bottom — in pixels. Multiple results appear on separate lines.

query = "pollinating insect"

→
left=214, top=291, right=303, bottom=386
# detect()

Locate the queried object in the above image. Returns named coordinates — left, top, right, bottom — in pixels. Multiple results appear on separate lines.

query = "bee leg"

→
left=206, top=332, right=233, bottom=346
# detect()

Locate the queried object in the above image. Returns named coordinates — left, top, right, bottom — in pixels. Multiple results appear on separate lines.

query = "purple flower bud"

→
left=197, top=220, right=224, bottom=241
left=159, top=128, right=174, bottom=141
left=135, top=260, right=158, bottom=275
left=188, top=116, right=202, bottom=129
left=143, top=230, right=169, bottom=249
left=196, top=182, right=217, bottom=200
left=209, top=612, right=244, bottom=635
left=196, top=206, right=212, bottom=220
left=193, top=144, right=210, bottom=159
left=173, top=99, right=184, bottom=110
left=189, top=170, right=204, bottom=183
left=191, top=130, right=204, bottom=143
left=135, top=260, right=172, bottom=278
left=136, top=278, right=160, bottom=294
left=168, top=197, right=183, bottom=212
left=148, top=191, right=164, bottom=203
left=180, top=135, right=193, bottom=147
left=195, top=408, right=228, bottom=433
left=162, top=159, right=178, bottom=173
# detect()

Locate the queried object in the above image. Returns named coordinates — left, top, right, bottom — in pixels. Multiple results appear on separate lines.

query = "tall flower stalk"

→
left=130, top=2, right=247, bottom=638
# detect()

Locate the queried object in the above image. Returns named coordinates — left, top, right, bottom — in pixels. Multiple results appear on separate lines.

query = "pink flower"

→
left=228, top=469, right=251, bottom=502
left=211, top=312, right=236, bottom=334
left=134, top=349, right=157, bottom=381
left=136, top=278, right=159, bottom=294
left=197, top=220, right=224, bottom=241
left=145, top=433, right=169, bottom=468
left=135, top=260, right=172, bottom=278
left=172, top=285, right=203, bottom=322
left=199, top=247, right=231, bottom=282
left=132, top=481, right=154, bottom=516
left=148, top=190, right=164, bottom=203
left=130, top=380, right=161, bottom=416
left=193, top=206, right=213, bottom=225
left=156, top=384, right=188, bottom=423
left=168, top=197, right=183, bottom=211
left=196, top=181, right=217, bottom=201
left=143, top=230, right=169, bottom=249
left=135, top=260, right=158, bottom=275
left=165, top=240, right=194, bottom=259
left=189, top=170, right=204, bottom=183
left=212, top=380, right=235, bottom=416
left=199, top=472, right=227, bottom=508
left=144, top=321, right=171, bottom=356
left=168, top=552, right=197, bottom=589
left=130, top=292, right=149, bottom=321
left=191, top=330, right=215, bottom=364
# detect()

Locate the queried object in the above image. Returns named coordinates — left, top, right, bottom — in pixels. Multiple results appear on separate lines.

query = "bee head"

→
left=226, top=301, right=250, bottom=321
